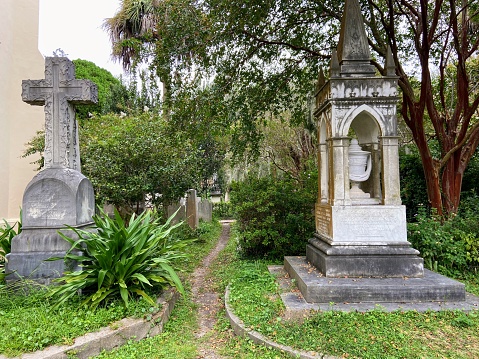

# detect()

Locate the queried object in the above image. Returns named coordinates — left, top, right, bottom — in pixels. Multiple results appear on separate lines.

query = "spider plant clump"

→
left=0, top=213, right=22, bottom=283
left=49, top=208, right=188, bottom=309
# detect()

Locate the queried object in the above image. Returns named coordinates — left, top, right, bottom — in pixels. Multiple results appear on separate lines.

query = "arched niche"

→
left=340, top=104, right=385, bottom=140
left=345, top=111, right=382, bottom=203
left=317, top=116, right=329, bottom=203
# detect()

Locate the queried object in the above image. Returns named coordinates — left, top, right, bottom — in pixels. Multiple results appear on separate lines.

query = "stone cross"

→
left=21, top=57, right=98, bottom=170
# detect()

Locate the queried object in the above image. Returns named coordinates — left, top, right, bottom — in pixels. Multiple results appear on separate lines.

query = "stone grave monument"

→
left=284, top=0, right=466, bottom=305
left=6, top=57, right=98, bottom=283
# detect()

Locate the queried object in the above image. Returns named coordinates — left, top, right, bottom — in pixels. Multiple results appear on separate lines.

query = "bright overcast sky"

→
left=38, top=0, right=124, bottom=77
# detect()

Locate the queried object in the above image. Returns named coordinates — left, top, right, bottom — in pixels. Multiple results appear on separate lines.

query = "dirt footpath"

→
left=191, top=221, right=232, bottom=359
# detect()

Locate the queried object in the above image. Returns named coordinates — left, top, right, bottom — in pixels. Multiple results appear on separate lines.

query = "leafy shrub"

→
left=49, top=208, right=187, bottom=309
left=213, top=201, right=235, bottom=219
left=400, top=150, right=430, bottom=221
left=80, top=113, right=207, bottom=214
left=230, top=174, right=316, bottom=259
left=73, top=59, right=130, bottom=118
left=408, top=208, right=479, bottom=275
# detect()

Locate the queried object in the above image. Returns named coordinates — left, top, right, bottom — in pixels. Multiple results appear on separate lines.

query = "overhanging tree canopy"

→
left=105, top=0, right=479, bottom=216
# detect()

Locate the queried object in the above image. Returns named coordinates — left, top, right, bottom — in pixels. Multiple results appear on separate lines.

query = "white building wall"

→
left=0, top=0, right=44, bottom=223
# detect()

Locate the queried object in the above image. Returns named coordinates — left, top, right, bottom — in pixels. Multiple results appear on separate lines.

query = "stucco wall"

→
left=0, top=0, right=44, bottom=223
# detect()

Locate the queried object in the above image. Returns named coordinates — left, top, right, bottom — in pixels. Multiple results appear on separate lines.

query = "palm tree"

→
left=103, top=0, right=159, bottom=71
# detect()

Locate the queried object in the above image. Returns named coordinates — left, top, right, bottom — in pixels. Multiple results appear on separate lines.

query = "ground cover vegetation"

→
left=213, top=226, right=479, bottom=359
left=6, top=219, right=473, bottom=359
left=0, top=216, right=21, bottom=282
left=91, top=221, right=224, bottom=359
left=0, top=283, right=153, bottom=357
left=0, top=219, right=220, bottom=357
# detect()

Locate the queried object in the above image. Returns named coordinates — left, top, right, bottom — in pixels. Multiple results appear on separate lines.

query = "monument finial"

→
left=316, top=68, right=326, bottom=91
left=336, top=0, right=376, bottom=76
left=330, top=50, right=340, bottom=78
left=385, top=45, right=396, bottom=76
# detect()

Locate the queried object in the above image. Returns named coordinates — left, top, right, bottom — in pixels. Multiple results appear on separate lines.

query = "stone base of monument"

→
left=6, top=227, right=86, bottom=284
left=307, top=235, right=424, bottom=278
left=6, top=167, right=95, bottom=284
left=284, top=256, right=466, bottom=304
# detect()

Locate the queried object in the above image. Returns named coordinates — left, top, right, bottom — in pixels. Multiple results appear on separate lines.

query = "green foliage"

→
left=106, top=0, right=479, bottom=217
left=407, top=207, right=479, bottom=276
left=217, top=240, right=479, bottom=359
left=228, top=261, right=283, bottom=325
left=462, top=152, right=479, bottom=195
left=22, top=130, right=45, bottom=171
left=93, top=297, right=198, bottom=359
left=80, top=113, right=205, bottom=213
left=212, top=201, right=235, bottom=219
left=49, top=208, right=187, bottom=309
left=399, top=149, right=430, bottom=221
left=0, top=213, right=22, bottom=283
left=230, top=173, right=316, bottom=259
left=72, top=59, right=130, bottom=118
left=0, top=218, right=21, bottom=260
left=216, top=232, right=479, bottom=359
left=0, top=220, right=222, bottom=357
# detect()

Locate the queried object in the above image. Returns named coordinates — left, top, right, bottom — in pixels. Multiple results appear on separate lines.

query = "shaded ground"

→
left=191, top=221, right=232, bottom=359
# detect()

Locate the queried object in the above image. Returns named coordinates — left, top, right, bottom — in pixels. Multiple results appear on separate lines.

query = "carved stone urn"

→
left=348, top=139, right=371, bottom=198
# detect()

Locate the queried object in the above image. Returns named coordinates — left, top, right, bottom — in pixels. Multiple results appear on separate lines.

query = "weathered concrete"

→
left=6, top=168, right=95, bottom=283
left=282, top=257, right=472, bottom=306
left=308, top=0, right=425, bottom=283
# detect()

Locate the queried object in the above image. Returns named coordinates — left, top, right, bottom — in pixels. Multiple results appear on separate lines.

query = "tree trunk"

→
left=441, top=151, right=464, bottom=215
left=416, top=135, right=443, bottom=217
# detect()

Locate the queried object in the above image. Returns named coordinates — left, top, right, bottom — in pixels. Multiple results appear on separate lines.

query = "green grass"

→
left=92, top=220, right=223, bottom=359
left=215, top=227, right=479, bottom=359
left=0, top=220, right=222, bottom=358
left=0, top=283, right=154, bottom=357
left=94, top=296, right=198, bottom=359
left=4, top=219, right=479, bottom=359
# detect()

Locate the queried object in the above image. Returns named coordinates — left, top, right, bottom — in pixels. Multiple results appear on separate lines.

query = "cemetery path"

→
left=190, top=220, right=232, bottom=359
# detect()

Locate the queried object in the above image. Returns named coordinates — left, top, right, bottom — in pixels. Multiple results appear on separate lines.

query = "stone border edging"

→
left=224, top=285, right=337, bottom=359
left=2, top=288, right=180, bottom=359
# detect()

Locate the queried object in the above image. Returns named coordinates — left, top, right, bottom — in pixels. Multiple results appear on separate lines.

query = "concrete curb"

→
left=224, top=285, right=337, bottom=359
left=2, top=288, right=180, bottom=359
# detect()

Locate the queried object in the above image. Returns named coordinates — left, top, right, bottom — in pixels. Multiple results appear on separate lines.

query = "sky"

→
left=38, top=0, right=125, bottom=78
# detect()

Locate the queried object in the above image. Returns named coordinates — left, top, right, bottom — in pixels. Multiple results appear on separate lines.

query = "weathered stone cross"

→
left=21, top=57, right=98, bottom=170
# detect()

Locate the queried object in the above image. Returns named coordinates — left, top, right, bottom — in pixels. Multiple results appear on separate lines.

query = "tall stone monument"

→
left=307, top=0, right=423, bottom=278
left=284, top=0, right=466, bottom=304
left=6, top=57, right=98, bottom=283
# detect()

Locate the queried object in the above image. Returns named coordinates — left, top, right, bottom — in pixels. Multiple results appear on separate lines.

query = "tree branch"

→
left=239, top=29, right=328, bottom=59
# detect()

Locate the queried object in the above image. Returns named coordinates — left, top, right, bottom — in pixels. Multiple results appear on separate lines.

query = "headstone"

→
left=168, top=190, right=213, bottom=229
left=168, top=198, right=187, bottom=225
left=186, top=189, right=199, bottom=229
left=6, top=57, right=98, bottom=283
left=198, top=198, right=212, bottom=222
left=284, top=0, right=465, bottom=304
